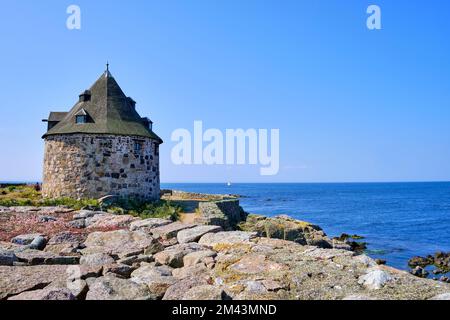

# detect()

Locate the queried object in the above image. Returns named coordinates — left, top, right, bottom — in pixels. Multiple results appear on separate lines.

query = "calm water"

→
left=161, top=182, right=450, bottom=271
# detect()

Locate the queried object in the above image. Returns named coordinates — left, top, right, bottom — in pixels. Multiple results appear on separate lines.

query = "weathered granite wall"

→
left=42, top=134, right=160, bottom=200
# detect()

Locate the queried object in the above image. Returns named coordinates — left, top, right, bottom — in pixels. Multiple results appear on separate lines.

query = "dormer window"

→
left=142, top=117, right=153, bottom=131
left=76, top=115, right=87, bottom=124
left=75, top=108, right=89, bottom=124
left=79, top=90, right=91, bottom=102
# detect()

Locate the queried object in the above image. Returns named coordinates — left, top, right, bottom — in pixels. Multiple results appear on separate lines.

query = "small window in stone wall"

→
left=134, top=140, right=143, bottom=154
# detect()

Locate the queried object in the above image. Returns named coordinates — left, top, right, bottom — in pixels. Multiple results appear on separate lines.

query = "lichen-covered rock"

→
left=0, top=265, right=72, bottom=299
left=177, top=225, right=222, bottom=244
left=182, top=285, right=225, bottom=300
left=172, top=264, right=210, bottom=279
left=130, top=264, right=176, bottom=297
left=163, top=276, right=212, bottom=300
left=229, top=254, right=287, bottom=274
left=238, top=214, right=333, bottom=248
left=82, top=230, right=154, bottom=256
left=86, top=274, right=155, bottom=300
left=44, top=243, right=80, bottom=256
left=48, top=231, right=85, bottom=245
left=183, top=250, right=217, bottom=267
left=198, top=231, right=257, bottom=248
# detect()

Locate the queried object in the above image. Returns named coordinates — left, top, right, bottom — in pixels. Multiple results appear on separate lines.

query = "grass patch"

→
left=0, top=185, right=182, bottom=220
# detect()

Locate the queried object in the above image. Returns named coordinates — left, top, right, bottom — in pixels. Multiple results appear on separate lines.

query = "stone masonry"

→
left=42, top=134, right=160, bottom=200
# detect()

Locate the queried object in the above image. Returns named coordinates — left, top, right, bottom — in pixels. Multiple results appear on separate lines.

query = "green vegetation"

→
left=106, top=198, right=183, bottom=221
left=0, top=185, right=182, bottom=220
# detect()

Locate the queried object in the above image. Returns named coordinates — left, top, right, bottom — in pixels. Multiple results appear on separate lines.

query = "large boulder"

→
left=82, top=230, right=154, bottom=256
left=131, top=264, right=177, bottom=298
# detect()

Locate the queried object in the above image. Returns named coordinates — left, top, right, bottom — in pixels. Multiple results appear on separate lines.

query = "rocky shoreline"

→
left=1, top=192, right=450, bottom=300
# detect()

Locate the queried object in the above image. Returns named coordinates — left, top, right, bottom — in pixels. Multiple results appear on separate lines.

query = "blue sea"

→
left=161, top=182, right=450, bottom=271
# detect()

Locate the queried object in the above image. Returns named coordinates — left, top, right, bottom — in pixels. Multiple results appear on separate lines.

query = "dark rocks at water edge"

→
left=408, top=251, right=450, bottom=281
left=1, top=205, right=450, bottom=300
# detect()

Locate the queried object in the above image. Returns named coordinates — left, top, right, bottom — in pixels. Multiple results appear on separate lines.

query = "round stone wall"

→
left=42, top=134, right=160, bottom=200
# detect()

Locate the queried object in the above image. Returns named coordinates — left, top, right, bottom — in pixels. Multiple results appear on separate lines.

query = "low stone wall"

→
left=161, top=190, right=236, bottom=201
left=195, top=199, right=247, bottom=230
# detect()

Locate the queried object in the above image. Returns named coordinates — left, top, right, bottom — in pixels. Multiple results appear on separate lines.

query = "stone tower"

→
left=42, top=67, right=163, bottom=200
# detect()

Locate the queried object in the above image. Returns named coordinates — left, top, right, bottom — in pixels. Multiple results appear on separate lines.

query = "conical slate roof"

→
left=42, top=70, right=162, bottom=143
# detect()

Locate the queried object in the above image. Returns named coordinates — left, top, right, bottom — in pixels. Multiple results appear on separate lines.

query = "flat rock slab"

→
left=198, top=231, right=257, bottom=248
left=86, top=274, right=156, bottom=300
left=177, top=225, right=222, bottom=244
left=48, top=232, right=86, bottom=245
left=129, top=218, right=172, bottom=231
left=149, top=222, right=197, bottom=240
left=15, top=249, right=80, bottom=265
left=82, top=230, right=154, bottom=256
left=0, top=265, right=71, bottom=299
left=229, top=254, right=287, bottom=274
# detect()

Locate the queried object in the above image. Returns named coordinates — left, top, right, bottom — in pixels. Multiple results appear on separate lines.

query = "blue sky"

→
left=0, top=0, right=449, bottom=183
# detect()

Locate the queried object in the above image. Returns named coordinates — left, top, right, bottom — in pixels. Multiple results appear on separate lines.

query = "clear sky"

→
left=0, top=0, right=449, bottom=183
